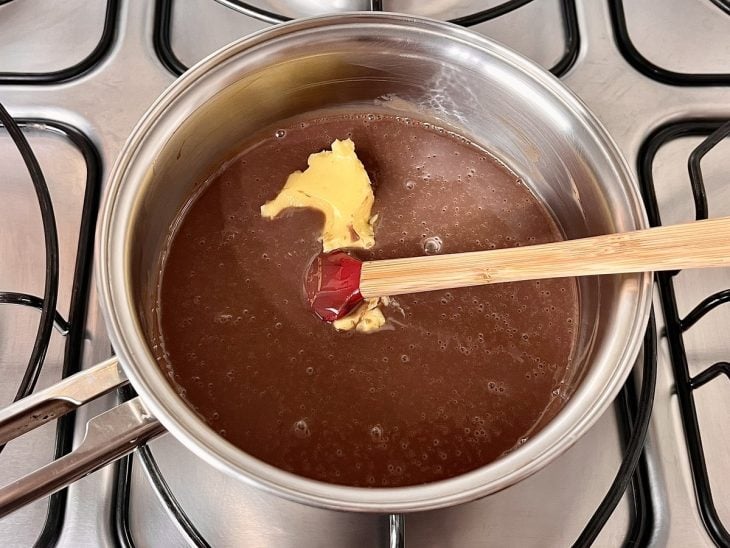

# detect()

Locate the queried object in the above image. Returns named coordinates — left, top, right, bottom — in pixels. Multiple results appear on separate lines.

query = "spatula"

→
left=304, top=216, right=730, bottom=321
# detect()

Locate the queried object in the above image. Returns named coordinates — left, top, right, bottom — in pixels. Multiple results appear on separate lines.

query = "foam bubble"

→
left=423, top=236, right=443, bottom=255
left=293, top=419, right=311, bottom=438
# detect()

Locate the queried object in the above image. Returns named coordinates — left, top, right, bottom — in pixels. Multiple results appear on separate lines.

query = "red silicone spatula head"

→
left=304, top=251, right=364, bottom=322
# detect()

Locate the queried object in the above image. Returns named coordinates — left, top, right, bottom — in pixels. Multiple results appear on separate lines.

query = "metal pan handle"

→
left=0, top=357, right=164, bottom=518
left=389, top=513, right=405, bottom=548
left=0, top=357, right=125, bottom=445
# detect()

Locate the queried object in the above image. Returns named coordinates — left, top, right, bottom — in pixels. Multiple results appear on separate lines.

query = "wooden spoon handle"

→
left=359, top=216, right=730, bottom=298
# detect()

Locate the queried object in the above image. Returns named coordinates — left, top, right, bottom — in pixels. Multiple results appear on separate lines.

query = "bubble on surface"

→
left=370, top=424, right=387, bottom=443
left=423, top=236, right=443, bottom=255
left=293, top=419, right=311, bottom=438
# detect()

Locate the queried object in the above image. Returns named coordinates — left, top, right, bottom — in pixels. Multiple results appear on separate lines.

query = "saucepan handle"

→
left=0, top=357, right=165, bottom=518
left=0, top=357, right=125, bottom=444
left=389, top=513, right=405, bottom=548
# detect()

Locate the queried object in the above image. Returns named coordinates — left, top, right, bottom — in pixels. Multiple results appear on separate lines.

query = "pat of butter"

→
left=261, top=138, right=389, bottom=333
left=333, top=297, right=388, bottom=333
left=260, top=138, right=376, bottom=252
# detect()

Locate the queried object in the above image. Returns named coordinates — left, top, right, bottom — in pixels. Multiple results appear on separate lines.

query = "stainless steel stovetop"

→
left=1, top=1, right=730, bottom=546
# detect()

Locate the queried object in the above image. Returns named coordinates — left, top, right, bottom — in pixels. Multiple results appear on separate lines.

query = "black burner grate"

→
left=113, top=385, right=211, bottom=548
left=0, top=0, right=119, bottom=85
left=609, top=0, right=730, bottom=86
left=153, top=0, right=579, bottom=78
left=638, top=119, right=730, bottom=545
left=573, top=317, right=657, bottom=548
left=0, top=113, right=103, bottom=546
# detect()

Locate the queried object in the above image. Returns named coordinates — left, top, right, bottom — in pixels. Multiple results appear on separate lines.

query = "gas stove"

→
left=1, top=1, right=729, bottom=546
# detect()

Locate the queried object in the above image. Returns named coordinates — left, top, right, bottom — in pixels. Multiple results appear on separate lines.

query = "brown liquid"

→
left=152, top=113, right=579, bottom=487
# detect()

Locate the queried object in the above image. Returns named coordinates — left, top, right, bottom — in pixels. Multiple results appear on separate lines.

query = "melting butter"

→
left=333, top=297, right=390, bottom=333
left=260, top=138, right=376, bottom=252
left=262, top=138, right=389, bottom=333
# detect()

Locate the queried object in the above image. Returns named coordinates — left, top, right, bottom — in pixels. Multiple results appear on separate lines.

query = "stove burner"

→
left=639, top=119, right=730, bottom=545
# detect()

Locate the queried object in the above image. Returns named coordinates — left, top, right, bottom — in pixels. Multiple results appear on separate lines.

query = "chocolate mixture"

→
left=152, top=113, right=579, bottom=487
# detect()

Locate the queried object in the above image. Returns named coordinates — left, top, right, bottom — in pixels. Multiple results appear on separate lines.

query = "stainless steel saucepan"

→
left=0, top=13, right=651, bottom=518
